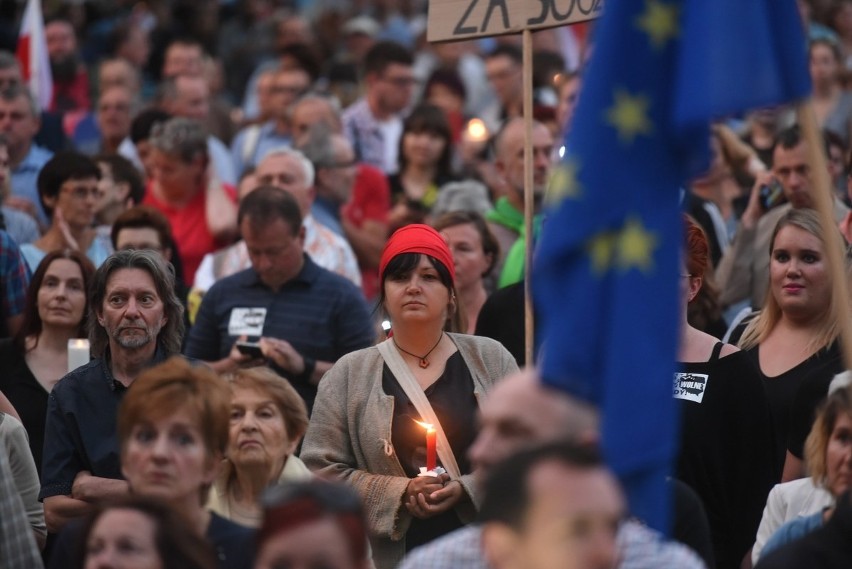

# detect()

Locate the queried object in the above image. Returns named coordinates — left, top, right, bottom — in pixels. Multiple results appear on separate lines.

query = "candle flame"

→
left=465, top=119, right=488, bottom=141
left=413, top=419, right=435, bottom=431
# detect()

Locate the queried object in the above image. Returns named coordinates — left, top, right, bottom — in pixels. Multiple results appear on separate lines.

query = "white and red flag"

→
left=15, top=0, right=52, bottom=111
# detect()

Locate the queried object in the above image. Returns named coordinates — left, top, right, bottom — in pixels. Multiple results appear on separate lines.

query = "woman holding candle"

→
left=301, top=224, right=518, bottom=569
left=0, top=249, right=95, bottom=474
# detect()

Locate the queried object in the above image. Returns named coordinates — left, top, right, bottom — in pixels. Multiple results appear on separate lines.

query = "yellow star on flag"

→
left=635, top=0, right=680, bottom=50
left=616, top=216, right=658, bottom=273
left=605, top=89, right=653, bottom=145
left=546, top=158, right=582, bottom=204
left=587, top=231, right=619, bottom=275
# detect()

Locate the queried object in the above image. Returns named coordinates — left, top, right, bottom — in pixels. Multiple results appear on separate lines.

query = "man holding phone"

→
left=184, top=186, right=374, bottom=413
left=716, top=125, right=849, bottom=310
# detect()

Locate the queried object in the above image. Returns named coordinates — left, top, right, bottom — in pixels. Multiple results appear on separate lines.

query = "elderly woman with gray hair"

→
left=143, top=117, right=238, bottom=285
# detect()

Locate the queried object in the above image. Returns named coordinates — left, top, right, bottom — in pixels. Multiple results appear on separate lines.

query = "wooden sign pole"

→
left=426, top=0, right=602, bottom=365
left=522, top=28, right=535, bottom=365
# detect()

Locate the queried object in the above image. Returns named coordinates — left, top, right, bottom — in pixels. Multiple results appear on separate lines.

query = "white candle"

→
left=67, top=339, right=90, bottom=373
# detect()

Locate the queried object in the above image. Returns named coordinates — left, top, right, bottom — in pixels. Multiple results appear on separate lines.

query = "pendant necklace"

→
left=393, top=333, right=444, bottom=368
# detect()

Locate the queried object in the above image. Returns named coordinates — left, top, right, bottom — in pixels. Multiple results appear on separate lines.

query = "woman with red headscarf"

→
left=301, top=224, right=517, bottom=569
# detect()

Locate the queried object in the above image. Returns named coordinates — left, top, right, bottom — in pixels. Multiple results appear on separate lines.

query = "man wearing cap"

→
left=185, top=186, right=374, bottom=413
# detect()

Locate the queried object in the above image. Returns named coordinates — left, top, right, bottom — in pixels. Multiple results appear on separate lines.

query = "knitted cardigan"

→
left=300, top=333, right=518, bottom=569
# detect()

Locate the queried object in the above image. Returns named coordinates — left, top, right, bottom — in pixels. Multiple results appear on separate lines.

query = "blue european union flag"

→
left=534, top=0, right=809, bottom=533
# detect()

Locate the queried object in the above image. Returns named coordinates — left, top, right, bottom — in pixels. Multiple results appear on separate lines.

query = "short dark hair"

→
left=36, top=151, right=101, bottom=218
left=130, top=108, right=172, bottom=144
left=363, top=40, right=413, bottom=77
left=94, top=153, right=145, bottom=206
left=73, top=496, right=217, bottom=569
left=279, top=43, right=321, bottom=83
left=486, top=44, right=523, bottom=65
left=479, top=442, right=605, bottom=529
left=424, top=67, right=466, bottom=102
left=110, top=205, right=175, bottom=252
left=771, top=124, right=832, bottom=163
left=237, top=185, right=303, bottom=235
left=772, top=124, right=803, bottom=156
left=13, top=249, right=95, bottom=352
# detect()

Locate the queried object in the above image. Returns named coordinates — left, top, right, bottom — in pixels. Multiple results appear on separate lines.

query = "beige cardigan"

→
left=300, top=333, right=518, bottom=569
left=207, top=454, right=313, bottom=525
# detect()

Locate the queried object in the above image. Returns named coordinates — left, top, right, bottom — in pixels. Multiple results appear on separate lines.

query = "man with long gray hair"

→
left=40, top=249, right=185, bottom=533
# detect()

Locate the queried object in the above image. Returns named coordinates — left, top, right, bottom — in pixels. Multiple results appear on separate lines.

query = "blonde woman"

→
left=738, top=209, right=846, bottom=479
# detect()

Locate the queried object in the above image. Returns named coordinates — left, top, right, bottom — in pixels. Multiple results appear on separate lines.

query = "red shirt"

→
left=143, top=182, right=236, bottom=285
left=343, top=164, right=390, bottom=299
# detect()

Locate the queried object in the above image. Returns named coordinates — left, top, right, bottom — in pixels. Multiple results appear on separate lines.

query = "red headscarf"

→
left=379, top=224, right=455, bottom=283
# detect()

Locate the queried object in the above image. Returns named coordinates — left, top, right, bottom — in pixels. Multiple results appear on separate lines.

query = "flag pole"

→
left=523, top=28, right=535, bottom=366
left=796, top=103, right=852, bottom=369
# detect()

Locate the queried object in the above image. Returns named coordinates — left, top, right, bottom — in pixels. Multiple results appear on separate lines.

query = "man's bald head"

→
left=468, top=368, right=599, bottom=484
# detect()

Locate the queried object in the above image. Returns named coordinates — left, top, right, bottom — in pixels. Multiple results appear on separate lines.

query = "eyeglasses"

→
left=680, top=273, right=693, bottom=278
left=61, top=184, right=104, bottom=201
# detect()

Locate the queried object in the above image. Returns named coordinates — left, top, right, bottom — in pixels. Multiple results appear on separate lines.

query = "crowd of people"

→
left=2, top=1, right=852, bottom=568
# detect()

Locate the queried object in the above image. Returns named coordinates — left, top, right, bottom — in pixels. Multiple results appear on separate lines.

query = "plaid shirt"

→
left=398, top=521, right=706, bottom=569
left=0, top=440, right=44, bottom=568
left=0, top=231, right=30, bottom=328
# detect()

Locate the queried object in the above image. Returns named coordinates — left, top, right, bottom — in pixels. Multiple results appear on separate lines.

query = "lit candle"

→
left=426, top=425, right=437, bottom=471
left=67, top=339, right=90, bottom=373
left=464, top=118, right=489, bottom=143
left=415, top=420, right=437, bottom=471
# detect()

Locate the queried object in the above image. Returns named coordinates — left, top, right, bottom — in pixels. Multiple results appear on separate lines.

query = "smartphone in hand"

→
left=759, top=179, right=786, bottom=210
left=235, top=341, right=263, bottom=359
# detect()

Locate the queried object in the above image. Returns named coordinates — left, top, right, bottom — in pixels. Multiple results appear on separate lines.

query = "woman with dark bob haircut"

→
left=302, top=224, right=517, bottom=569
left=387, top=104, right=457, bottom=230
left=72, top=496, right=217, bottom=569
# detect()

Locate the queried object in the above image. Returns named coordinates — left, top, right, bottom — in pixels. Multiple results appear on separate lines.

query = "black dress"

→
left=0, top=338, right=49, bottom=475
left=745, top=342, right=843, bottom=471
left=382, top=351, right=478, bottom=552
left=676, top=343, right=778, bottom=569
